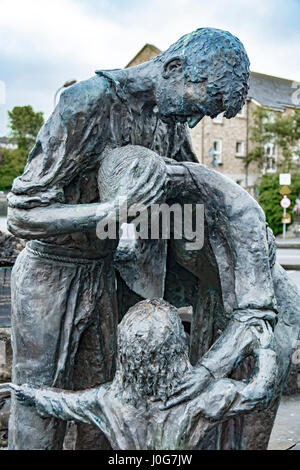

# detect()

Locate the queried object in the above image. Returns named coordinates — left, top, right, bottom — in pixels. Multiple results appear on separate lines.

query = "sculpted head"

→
left=115, top=299, right=191, bottom=405
left=154, top=27, right=250, bottom=128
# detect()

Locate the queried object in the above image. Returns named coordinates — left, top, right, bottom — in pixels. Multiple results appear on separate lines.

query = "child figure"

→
left=2, top=299, right=276, bottom=450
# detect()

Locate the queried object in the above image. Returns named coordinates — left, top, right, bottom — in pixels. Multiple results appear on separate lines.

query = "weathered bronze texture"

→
left=5, top=27, right=300, bottom=450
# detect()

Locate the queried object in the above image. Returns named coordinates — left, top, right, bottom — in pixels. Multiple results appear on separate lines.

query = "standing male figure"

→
left=8, top=28, right=251, bottom=449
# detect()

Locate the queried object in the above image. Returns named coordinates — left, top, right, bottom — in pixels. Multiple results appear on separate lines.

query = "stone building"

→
left=126, top=44, right=161, bottom=68
left=126, top=44, right=300, bottom=192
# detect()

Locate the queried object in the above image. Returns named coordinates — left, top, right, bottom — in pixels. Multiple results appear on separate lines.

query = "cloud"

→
left=120, top=0, right=300, bottom=77
left=0, top=0, right=133, bottom=134
left=0, top=0, right=299, bottom=136
left=0, top=0, right=139, bottom=77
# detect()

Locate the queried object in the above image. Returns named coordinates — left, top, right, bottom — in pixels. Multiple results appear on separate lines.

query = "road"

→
left=277, top=248, right=300, bottom=271
left=269, top=395, right=300, bottom=450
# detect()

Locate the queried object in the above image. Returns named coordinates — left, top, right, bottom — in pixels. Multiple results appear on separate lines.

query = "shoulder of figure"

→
left=59, top=75, right=113, bottom=114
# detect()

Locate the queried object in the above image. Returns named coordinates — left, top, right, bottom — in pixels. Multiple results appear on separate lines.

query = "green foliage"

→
left=8, top=105, right=44, bottom=150
left=245, top=106, right=300, bottom=172
left=268, top=108, right=300, bottom=172
left=257, top=174, right=300, bottom=235
left=0, top=105, right=44, bottom=190
left=0, top=148, right=28, bottom=190
left=244, top=107, right=273, bottom=169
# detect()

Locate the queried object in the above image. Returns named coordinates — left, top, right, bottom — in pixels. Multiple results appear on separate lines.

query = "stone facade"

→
left=126, top=44, right=161, bottom=68
left=0, top=194, right=6, bottom=214
left=0, top=137, right=17, bottom=151
left=189, top=99, right=259, bottom=190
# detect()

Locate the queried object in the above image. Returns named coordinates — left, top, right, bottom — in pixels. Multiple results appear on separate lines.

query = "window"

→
left=213, top=114, right=223, bottom=124
left=264, top=143, right=276, bottom=157
left=264, top=143, right=277, bottom=173
left=292, top=146, right=299, bottom=162
left=213, top=139, right=222, bottom=164
left=236, top=106, right=245, bottom=118
left=236, top=141, right=245, bottom=157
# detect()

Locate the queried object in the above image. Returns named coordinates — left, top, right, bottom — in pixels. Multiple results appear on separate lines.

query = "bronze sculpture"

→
left=97, top=144, right=300, bottom=448
left=0, top=299, right=284, bottom=450
left=6, top=27, right=300, bottom=450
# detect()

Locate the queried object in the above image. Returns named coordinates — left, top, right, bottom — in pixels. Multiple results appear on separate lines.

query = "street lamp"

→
left=54, top=79, right=77, bottom=107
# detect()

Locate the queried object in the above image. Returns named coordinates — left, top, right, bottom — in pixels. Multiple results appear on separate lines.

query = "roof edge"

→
left=126, top=44, right=162, bottom=68
left=250, top=70, right=298, bottom=84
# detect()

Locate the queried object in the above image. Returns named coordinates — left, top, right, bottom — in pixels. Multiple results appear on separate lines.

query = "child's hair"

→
left=115, top=299, right=191, bottom=406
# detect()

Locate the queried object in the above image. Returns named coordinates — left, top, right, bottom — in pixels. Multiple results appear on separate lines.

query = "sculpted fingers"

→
left=0, top=382, right=19, bottom=392
left=159, top=385, right=198, bottom=411
left=170, top=377, right=196, bottom=396
left=12, top=384, right=37, bottom=406
left=250, top=319, right=275, bottom=350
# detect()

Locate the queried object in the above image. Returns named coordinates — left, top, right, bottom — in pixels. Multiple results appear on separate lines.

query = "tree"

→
left=0, top=148, right=28, bottom=190
left=244, top=107, right=273, bottom=171
left=268, top=109, right=300, bottom=172
left=8, top=105, right=44, bottom=150
left=0, top=105, right=44, bottom=189
left=245, top=106, right=300, bottom=173
left=257, top=173, right=300, bottom=236
left=246, top=105, right=300, bottom=234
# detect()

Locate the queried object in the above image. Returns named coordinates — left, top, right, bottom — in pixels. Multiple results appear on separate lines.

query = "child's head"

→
left=116, top=299, right=191, bottom=404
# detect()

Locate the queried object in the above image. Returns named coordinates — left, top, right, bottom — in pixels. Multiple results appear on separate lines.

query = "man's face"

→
left=155, top=58, right=225, bottom=128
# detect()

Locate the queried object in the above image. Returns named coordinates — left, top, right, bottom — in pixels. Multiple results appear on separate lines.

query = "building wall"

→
left=245, top=104, right=299, bottom=177
left=267, top=106, right=297, bottom=173
left=189, top=99, right=260, bottom=188
left=0, top=142, right=17, bottom=151
left=126, top=45, right=161, bottom=68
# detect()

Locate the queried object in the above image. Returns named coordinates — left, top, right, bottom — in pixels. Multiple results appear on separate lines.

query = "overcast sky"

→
left=0, top=0, right=300, bottom=136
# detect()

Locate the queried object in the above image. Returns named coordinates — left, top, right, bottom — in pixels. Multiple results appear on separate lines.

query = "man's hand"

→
left=160, top=316, right=277, bottom=412
left=9, top=383, right=37, bottom=407
left=193, top=378, right=244, bottom=421
left=159, top=365, right=213, bottom=410
left=250, top=320, right=275, bottom=350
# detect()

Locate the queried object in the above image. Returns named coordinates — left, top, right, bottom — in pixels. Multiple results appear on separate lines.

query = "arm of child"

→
left=7, top=383, right=104, bottom=426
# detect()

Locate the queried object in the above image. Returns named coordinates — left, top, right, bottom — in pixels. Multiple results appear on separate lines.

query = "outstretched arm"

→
left=184, top=161, right=277, bottom=314
left=162, top=318, right=277, bottom=409
left=6, top=383, right=105, bottom=427
left=191, top=347, right=278, bottom=422
left=164, top=323, right=278, bottom=417
left=198, top=311, right=277, bottom=379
